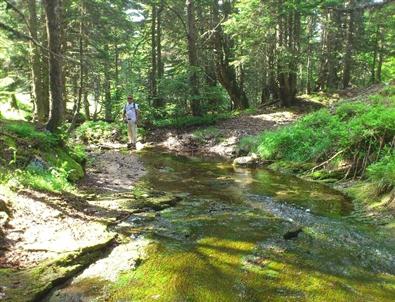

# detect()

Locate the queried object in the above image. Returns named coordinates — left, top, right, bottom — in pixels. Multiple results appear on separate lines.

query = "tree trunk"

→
left=93, top=76, right=100, bottom=121
left=153, top=1, right=164, bottom=108
left=68, top=3, right=85, bottom=133
left=150, top=3, right=157, bottom=106
left=342, top=2, right=356, bottom=89
left=44, top=0, right=64, bottom=132
left=28, top=0, right=47, bottom=122
left=306, top=15, right=315, bottom=94
left=40, top=5, right=50, bottom=119
left=104, top=44, right=112, bottom=122
left=186, top=0, right=202, bottom=116
left=377, top=36, right=383, bottom=82
left=371, top=26, right=379, bottom=83
left=212, top=0, right=249, bottom=110
left=326, top=10, right=342, bottom=90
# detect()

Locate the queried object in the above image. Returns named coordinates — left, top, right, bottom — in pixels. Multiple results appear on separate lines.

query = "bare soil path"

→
left=147, top=105, right=318, bottom=158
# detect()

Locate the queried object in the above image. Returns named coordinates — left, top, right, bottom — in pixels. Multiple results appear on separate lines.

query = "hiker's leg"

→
left=127, top=121, right=133, bottom=144
left=131, top=122, right=137, bottom=145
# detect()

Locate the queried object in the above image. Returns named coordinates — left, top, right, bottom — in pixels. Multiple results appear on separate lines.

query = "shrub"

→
left=367, top=153, right=395, bottom=191
left=248, top=86, right=395, bottom=190
left=257, top=109, right=346, bottom=162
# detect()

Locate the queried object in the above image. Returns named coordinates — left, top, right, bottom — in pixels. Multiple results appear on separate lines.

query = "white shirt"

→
left=124, top=103, right=139, bottom=122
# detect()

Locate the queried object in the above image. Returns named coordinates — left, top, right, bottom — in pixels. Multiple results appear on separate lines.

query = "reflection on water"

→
left=139, top=150, right=353, bottom=217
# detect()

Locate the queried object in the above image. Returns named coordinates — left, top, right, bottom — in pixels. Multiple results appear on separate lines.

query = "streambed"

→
left=49, top=149, right=395, bottom=302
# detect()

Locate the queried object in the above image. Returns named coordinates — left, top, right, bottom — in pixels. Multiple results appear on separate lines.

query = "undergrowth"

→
left=152, top=112, right=238, bottom=129
left=0, top=119, right=85, bottom=193
left=240, top=85, right=395, bottom=192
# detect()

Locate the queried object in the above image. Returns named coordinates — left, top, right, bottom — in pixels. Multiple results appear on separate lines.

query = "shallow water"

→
left=51, top=150, right=395, bottom=301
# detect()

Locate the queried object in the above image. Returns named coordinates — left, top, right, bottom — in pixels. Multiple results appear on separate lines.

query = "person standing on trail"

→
left=123, top=95, right=139, bottom=149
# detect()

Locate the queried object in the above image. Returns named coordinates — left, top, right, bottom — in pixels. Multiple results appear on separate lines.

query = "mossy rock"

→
left=305, top=169, right=344, bottom=181
left=268, top=161, right=315, bottom=174
left=126, top=182, right=182, bottom=211
left=0, top=236, right=114, bottom=302
left=43, top=147, right=84, bottom=182
left=126, top=192, right=181, bottom=211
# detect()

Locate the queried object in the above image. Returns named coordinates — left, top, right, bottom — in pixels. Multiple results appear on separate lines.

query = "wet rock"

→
left=233, top=154, right=259, bottom=167
left=283, top=228, right=303, bottom=240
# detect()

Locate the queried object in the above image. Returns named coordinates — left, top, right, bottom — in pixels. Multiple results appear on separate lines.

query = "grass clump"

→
left=367, top=154, right=395, bottom=192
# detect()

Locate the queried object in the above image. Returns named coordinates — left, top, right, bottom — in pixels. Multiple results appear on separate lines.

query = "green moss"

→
left=0, top=237, right=114, bottom=302
left=268, top=161, right=315, bottom=174
left=3, top=120, right=58, bottom=147
left=43, top=147, right=84, bottom=182
left=126, top=182, right=182, bottom=211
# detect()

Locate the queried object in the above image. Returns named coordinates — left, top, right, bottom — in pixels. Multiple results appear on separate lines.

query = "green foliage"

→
left=0, top=119, right=84, bottom=193
left=75, top=120, right=127, bottom=143
left=67, top=143, right=87, bottom=164
left=255, top=91, right=394, bottom=163
left=4, top=121, right=58, bottom=146
left=12, top=168, right=74, bottom=193
left=239, top=135, right=260, bottom=155
left=243, top=88, right=395, bottom=193
left=153, top=112, right=236, bottom=129
left=43, top=148, right=84, bottom=182
left=367, top=154, right=395, bottom=191
left=257, top=109, right=344, bottom=162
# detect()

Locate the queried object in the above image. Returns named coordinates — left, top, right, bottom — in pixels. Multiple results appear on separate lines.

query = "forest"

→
left=0, top=0, right=395, bottom=301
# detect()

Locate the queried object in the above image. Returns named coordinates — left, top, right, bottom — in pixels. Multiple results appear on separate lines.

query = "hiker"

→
left=123, top=95, right=139, bottom=149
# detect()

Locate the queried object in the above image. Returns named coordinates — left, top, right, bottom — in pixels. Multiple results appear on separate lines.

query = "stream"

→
left=48, top=149, right=395, bottom=302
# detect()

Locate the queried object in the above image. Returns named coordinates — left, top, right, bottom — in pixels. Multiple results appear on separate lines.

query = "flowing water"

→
left=50, top=150, right=395, bottom=302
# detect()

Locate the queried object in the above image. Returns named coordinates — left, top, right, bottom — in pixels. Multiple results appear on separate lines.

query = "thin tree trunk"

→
left=93, top=76, right=100, bottom=121
left=44, top=0, right=64, bottom=132
left=371, top=26, right=379, bottom=83
left=28, top=0, right=47, bottom=122
left=306, top=15, right=315, bottom=94
left=103, top=44, right=112, bottom=121
left=154, top=1, right=164, bottom=107
left=150, top=3, right=157, bottom=105
left=376, top=29, right=384, bottom=82
left=40, top=5, right=50, bottom=119
left=68, top=4, right=85, bottom=133
left=342, top=2, right=356, bottom=89
left=186, top=0, right=202, bottom=116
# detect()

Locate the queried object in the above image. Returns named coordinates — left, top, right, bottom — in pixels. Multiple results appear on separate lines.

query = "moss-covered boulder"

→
left=43, top=147, right=84, bottom=182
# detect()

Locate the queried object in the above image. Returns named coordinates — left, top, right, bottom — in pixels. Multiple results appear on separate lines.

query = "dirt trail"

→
left=149, top=108, right=307, bottom=158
